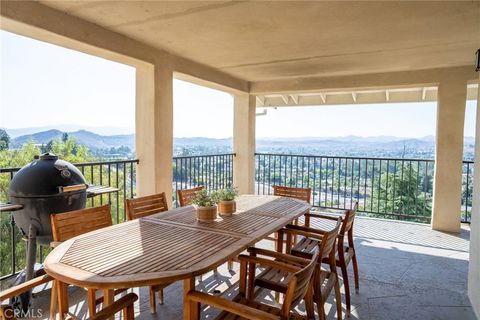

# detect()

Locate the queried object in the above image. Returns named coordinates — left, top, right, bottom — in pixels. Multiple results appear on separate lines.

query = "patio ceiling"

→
left=39, top=1, right=480, bottom=82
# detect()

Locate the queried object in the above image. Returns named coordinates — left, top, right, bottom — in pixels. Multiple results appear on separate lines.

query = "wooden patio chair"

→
left=258, top=217, right=343, bottom=320
left=125, top=192, right=168, bottom=220
left=273, top=185, right=312, bottom=203
left=272, top=185, right=312, bottom=248
left=50, top=205, right=124, bottom=318
left=186, top=246, right=319, bottom=320
left=0, top=274, right=138, bottom=320
left=177, top=186, right=204, bottom=207
left=125, top=192, right=170, bottom=314
left=293, top=202, right=359, bottom=316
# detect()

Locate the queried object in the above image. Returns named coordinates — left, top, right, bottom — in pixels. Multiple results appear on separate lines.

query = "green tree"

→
left=372, top=165, right=432, bottom=221
left=0, top=129, right=10, bottom=151
left=61, top=132, right=69, bottom=143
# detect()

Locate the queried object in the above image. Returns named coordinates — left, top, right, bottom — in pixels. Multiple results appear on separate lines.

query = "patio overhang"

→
left=256, top=84, right=479, bottom=108
left=1, top=1, right=480, bottom=317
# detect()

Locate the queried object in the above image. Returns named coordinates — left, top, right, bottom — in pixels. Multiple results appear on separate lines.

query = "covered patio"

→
left=0, top=1, right=479, bottom=319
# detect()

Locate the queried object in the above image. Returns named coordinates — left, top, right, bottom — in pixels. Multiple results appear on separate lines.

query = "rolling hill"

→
left=11, top=129, right=135, bottom=150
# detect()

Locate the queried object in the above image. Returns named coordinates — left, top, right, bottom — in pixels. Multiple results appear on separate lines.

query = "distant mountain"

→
left=7, top=128, right=476, bottom=159
left=11, top=130, right=135, bottom=150
left=175, top=137, right=232, bottom=146
left=3, top=125, right=135, bottom=138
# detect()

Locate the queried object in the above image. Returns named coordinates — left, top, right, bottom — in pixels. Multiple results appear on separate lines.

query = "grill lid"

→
left=9, top=153, right=87, bottom=198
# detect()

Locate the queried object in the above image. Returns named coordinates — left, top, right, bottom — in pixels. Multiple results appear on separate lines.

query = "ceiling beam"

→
left=320, top=93, right=326, bottom=103
left=256, top=96, right=265, bottom=106
left=289, top=94, right=299, bottom=104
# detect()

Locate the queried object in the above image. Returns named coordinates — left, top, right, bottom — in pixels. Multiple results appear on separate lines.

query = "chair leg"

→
left=124, top=301, right=135, bottom=320
left=334, top=274, right=343, bottom=320
left=274, top=232, right=279, bottom=252
left=213, top=268, right=218, bottom=276
left=227, top=259, right=234, bottom=270
left=274, top=291, right=280, bottom=303
left=351, top=252, right=360, bottom=293
left=317, top=300, right=326, bottom=320
left=313, top=268, right=327, bottom=320
left=157, top=288, right=164, bottom=305
left=87, top=289, right=97, bottom=317
left=49, top=280, right=57, bottom=320
left=340, top=263, right=351, bottom=316
left=149, top=286, right=157, bottom=314
left=292, top=218, right=298, bottom=245
left=305, top=283, right=315, bottom=320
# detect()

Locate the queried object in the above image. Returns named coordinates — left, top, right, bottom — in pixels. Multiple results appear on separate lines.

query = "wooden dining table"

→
left=44, top=195, right=311, bottom=320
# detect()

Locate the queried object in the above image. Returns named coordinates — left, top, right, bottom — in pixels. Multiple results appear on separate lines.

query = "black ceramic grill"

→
left=9, top=153, right=88, bottom=246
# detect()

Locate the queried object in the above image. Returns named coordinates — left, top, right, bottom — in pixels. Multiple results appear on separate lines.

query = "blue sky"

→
left=0, top=30, right=477, bottom=139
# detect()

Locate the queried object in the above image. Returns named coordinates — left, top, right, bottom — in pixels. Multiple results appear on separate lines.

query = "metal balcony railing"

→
left=255, top=153, right=474, bottom=224
left=172, top=153, right=235, bottom=207
left=0, top=153, right=473, bottom=279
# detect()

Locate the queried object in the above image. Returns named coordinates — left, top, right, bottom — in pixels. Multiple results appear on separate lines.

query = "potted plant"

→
left=192, top=189, right=217, bottom=221
left=213, top=187, right=239, bottom=216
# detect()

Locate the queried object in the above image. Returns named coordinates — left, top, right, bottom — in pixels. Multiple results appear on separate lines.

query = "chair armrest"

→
left=284, top=224, right=326, bottom=239
left=305, top=212, right=344, bottom=222
left=237, top=255, right=301, bottom=273
left=92, top=293, right=138, bottom=320
left=0, top=274, right=53, bottom=301
left=187, top=291, right=278, bottom=320
left=246, top=247, right=312, bottom=266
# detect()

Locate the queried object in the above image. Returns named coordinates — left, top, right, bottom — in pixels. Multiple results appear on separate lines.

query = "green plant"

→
left=192, top=189, right=217, bottom=207
left=213, top=187, right=239, bottom=202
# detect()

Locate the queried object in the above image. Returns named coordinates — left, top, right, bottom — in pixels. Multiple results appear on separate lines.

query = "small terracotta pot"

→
left=218, top=200, right=236, bottom=216
left=195, top=205, right=217, bottom=221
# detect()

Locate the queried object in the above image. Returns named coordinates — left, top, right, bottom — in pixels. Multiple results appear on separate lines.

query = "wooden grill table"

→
left=44, top=195, right=310, bottom=320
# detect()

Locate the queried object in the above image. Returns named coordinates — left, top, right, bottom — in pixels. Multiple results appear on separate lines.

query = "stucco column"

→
left=431, top=78, right=467, bottom=232
left=233, top=93, right=256, bottom=194
left=468, top=81, right=480, bottom=317
left=135, top=62, right=174, bottom=207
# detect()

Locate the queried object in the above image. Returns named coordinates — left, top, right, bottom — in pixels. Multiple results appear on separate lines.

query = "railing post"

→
left=135, top=62, right=174, bottom=207
left=431, top=77, right=468, bottom=232
left=233, top=93, right=256, bottom=194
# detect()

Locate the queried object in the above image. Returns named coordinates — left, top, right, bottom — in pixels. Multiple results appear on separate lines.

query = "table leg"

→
left=103, top=289, right=115, bottom=320
left=183, top=277, right=198, bottom=320
left=87, top=289, right=97, bottom=317
left=56, top=281, right=68, bottom=320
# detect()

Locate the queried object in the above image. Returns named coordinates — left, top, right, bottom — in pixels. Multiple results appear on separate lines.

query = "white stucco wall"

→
left=468, top=83, right=480, bottom=318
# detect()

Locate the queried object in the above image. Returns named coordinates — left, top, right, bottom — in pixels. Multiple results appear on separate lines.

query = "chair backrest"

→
left=273, top=185, right=311, bottom=203
left=318, top=217, right=342, bottom=261
left=340, top=202, right=358, bottom=236
left=51, top=205, right=112, bottom=242
left=126, top=192, right=168, bottom=220
left=281, top=247, right=319, bottom=316
left=177, top=186, right=204, bottom=207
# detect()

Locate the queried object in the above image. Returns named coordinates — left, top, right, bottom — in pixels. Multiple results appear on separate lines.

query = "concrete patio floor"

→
left=26, top=216, right=475, bottom=320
